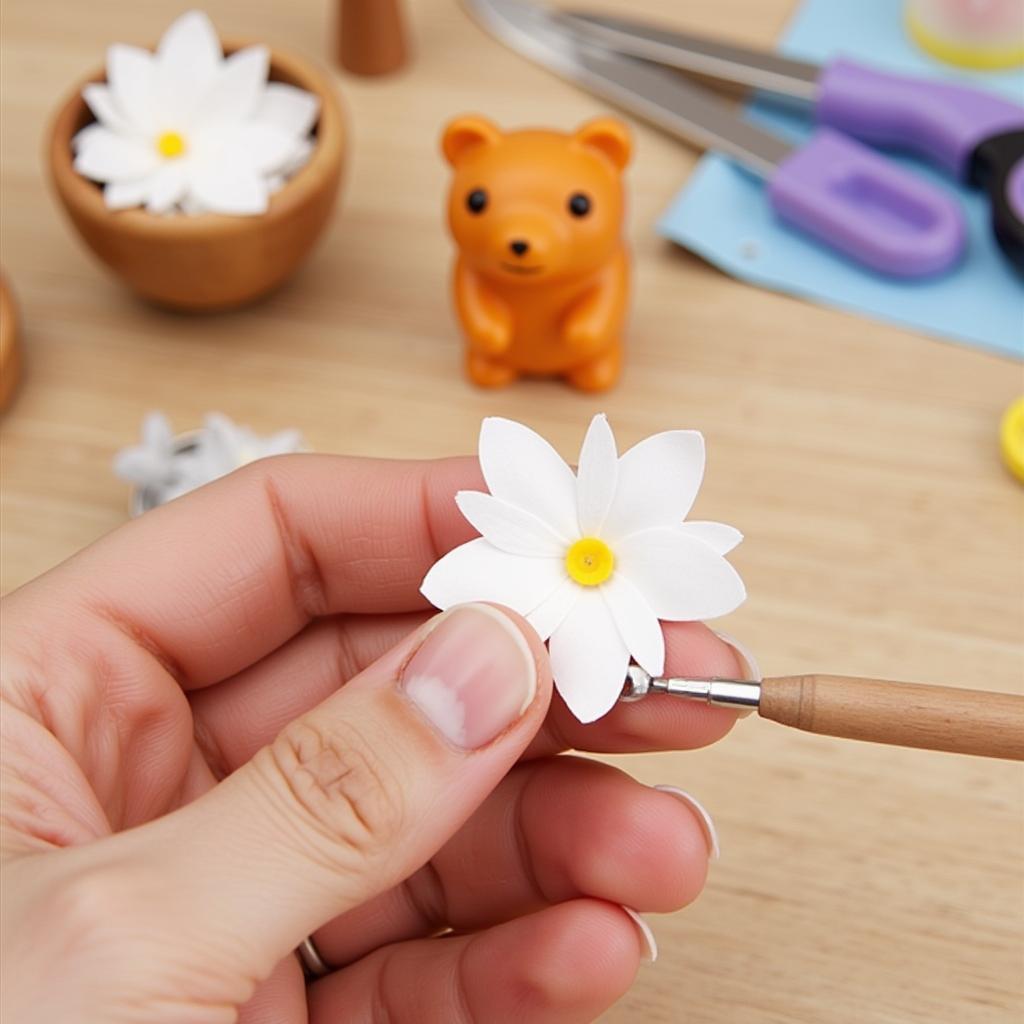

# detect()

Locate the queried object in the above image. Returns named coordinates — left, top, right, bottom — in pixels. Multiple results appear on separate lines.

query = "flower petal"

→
left=576, top=413, right=618, bottom=536
left=82, top=83, right=136, bottom=137
left=603, top=430, right=705, bottom=540
left=188, top=159, right=268, bottom=215
left=107, top=44, right=156, bottom=132
left=616, top=527, right=746, bottom=621
left=220, top=121, right=299, bottom=174
left=602, top=574, right=665, bottom=677
left=526, top=577, right=579, bottom=641
left=178, top=192, right=208, bottom=215
left=145, top=163, right=188, bottom=213
left=678, top=521, right=743, bottom=555
left=421, top=539, right=564, bottom=616
left=103, top=178, right=154, bottom=210
left=478, top=418, right=579, bottom=540
left=278, top=137, right=315, bottom=177
left=260, top=429, right=304, bottom=456
left=113, top=447, right=169, bottom=486
left=141, top=411, right=173, bottom=450
left=203, top=413, right=246, bottom=452
left=199, top=45, right=269, bottom=125
left=257, top=82, right=320, bottom=138
left=72, top=124, right=104, bottom=153
left=549, top=589, right=630, bottom=723
left=155, top=11, right=222, bottom=125
left=197, top=414, right=244, bottom=476
left=74, top=128, right=160, bottom=182
left=456, top=491, right=568, bottom=557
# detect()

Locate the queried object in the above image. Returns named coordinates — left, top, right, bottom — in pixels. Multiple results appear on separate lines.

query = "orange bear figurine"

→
left=442, top=115, right=632, bottom=392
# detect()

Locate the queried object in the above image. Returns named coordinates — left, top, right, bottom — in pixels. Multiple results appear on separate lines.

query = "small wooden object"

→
left=759, top=674, right=1024, bottom=760
left=0, top=275, right=22, bottom=412
left=337, top=0, right=408, bottom=76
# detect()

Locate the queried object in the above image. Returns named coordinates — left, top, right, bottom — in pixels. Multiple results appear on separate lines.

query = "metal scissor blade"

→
left=462, top=0, right=793, bottom=176
left=556, top=10, right=822, bottom=103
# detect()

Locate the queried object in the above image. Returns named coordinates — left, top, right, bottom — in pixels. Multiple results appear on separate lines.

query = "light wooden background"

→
left=2, top=0, right=1023, bottom=1021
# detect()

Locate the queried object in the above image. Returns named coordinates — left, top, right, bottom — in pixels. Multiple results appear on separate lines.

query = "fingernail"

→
left=711, top=629, right=762, bottom=718
left=401, top=604, right=537, bottom=750
left=620, top=906, right=658, bottom=964
left=653, top=785, right=720, bottom=860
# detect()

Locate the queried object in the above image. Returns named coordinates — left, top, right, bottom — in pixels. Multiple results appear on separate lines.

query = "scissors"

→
left=463, top=0, right=1024, bottom=278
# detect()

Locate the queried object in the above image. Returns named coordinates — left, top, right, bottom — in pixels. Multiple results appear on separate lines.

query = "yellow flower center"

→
left=565, top=537, right=615, bottom=586
left=156, top=131, right=187, bottom=159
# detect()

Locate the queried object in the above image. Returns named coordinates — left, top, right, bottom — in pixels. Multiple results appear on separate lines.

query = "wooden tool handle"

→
left=759, top=675, right=1024, bottom=760
left=337, top=0, right=408, bottom=76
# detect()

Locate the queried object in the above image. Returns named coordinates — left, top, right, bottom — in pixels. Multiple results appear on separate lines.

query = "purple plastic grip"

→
left=768, top=129, right=966, bottom=278
left=818, top=58, right=1024, bottom=180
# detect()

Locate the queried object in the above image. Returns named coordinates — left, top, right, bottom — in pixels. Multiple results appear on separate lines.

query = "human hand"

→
left=1, top=454, right=750, bottom=1023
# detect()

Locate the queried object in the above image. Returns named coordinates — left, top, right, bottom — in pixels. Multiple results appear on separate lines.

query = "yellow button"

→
left=1001, top=397, right=1024, bottom=484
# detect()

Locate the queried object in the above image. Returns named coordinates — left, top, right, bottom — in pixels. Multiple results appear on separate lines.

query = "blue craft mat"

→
left=657, top=0, right=1024, bottom=359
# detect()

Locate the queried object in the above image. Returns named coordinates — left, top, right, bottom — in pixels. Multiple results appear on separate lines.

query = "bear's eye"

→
left=568, top=192, right=592, bottom=217
left=466, top=189, right=488, bottom=214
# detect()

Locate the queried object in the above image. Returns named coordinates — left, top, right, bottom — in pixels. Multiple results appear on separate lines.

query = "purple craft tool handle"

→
left=818, top=58, right=1024, bottom=180
left=768, top=129, right=966, bottom=278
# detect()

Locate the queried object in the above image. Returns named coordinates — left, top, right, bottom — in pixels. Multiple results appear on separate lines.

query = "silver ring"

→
left=296, top=935, right=331, bottom=979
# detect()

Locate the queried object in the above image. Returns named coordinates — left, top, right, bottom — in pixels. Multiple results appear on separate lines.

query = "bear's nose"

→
left=509, top=239, right=530, bottom=257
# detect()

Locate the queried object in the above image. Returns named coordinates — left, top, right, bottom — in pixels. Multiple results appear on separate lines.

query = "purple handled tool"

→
left=464, top=0, right=1024, bottom=277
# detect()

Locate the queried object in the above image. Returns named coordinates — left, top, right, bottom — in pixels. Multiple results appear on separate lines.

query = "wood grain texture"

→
left=760, top=675, right=1024, bottom=760
left=1, top=0, right=1022, bottom=1021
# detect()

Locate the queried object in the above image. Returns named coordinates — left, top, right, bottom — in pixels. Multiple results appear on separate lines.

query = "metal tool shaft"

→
left=558, top=11, right=821, bottom=103
left=623, top=665, right=762, bottom=708
left=463, top=0, right=793, bottom=176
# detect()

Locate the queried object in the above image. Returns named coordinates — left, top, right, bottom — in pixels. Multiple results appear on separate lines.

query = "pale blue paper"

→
left=657, top=0, right=1024, bottom=359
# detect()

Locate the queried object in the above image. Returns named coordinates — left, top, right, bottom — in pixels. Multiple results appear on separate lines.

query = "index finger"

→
left=6, top=454, right=482, bottom=688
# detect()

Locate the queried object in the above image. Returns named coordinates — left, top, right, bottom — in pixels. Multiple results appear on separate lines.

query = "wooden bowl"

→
left=47, top=44, right=345, bottom=311
left=0, top=275, right=21, bottom=412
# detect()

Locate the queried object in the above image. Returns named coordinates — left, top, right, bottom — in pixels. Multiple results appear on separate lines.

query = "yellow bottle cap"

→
left=1000, top=396, right=1024, bottom=483
left=907, top=9, right=1024, bottom=71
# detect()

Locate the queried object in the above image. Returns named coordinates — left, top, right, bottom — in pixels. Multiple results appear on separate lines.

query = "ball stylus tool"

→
left=622, top=667, right=1024, bottom=761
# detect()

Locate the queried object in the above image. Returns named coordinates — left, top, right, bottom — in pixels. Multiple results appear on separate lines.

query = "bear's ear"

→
left=442, top=116, right=502, bottom=166
left=573, top=117, right=632, bottom=170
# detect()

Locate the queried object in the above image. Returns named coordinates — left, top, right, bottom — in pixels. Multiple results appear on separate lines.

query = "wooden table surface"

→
left=2, top=1, right=1022, bottom=1020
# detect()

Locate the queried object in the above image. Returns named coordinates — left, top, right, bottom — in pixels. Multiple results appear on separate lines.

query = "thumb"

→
left=118, top=603, right=549, bottom=983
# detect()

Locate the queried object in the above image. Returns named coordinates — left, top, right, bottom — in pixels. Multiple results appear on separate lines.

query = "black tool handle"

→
left=971, top=130, right=1024, bottom=277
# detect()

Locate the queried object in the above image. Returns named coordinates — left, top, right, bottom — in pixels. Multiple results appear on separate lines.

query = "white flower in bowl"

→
left=421, top=415, right=747, bottom=724
left=73, top=10, right=320, bottom=216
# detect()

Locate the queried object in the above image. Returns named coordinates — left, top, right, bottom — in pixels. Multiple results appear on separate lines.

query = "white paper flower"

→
left=113, top=411, right=188, bottom=490
left=421, top=415, right=747, bottom=723
left=195, top=412, right=305, bottom=478
left=73, top=10, right=320, bottom=216
left=115, top=411, right=305, bottom=512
